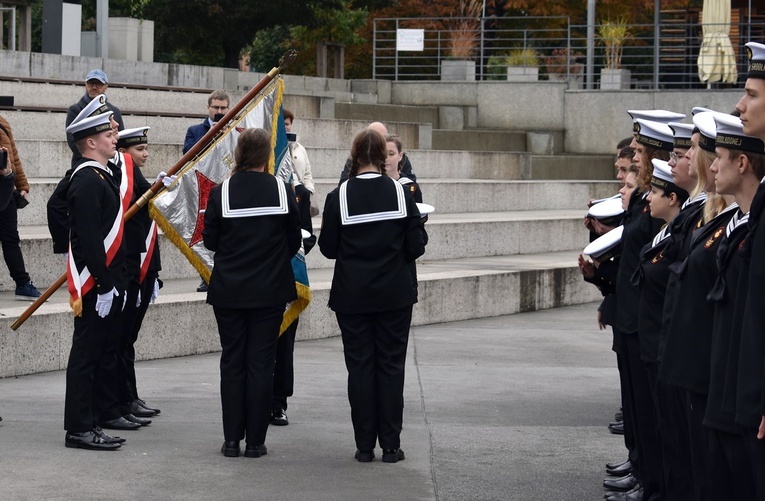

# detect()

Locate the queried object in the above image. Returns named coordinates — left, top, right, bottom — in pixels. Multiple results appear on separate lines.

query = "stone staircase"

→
left=0, top=75, right=617, bottom=378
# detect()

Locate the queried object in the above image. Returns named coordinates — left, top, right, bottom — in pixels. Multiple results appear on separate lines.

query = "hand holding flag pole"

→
left=10, top=50, right=298, bottom=331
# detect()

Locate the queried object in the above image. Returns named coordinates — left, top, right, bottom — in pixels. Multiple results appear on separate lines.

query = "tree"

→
left=142, top=0, right=343, bottom=68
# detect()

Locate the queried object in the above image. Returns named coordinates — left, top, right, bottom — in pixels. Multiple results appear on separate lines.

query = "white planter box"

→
left=600, top=68, right=631, bottom=90
left=441, top=60, right=476, bottom=81
left=506, top=66, right=539, bottom=82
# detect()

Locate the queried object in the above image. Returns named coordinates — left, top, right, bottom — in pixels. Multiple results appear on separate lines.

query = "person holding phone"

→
left=0, top=113, right=41, bottom=300
left=184, top=90, right=230, bottom=293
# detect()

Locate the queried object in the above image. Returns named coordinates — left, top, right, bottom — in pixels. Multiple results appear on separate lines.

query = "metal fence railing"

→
left=373, top=16, right=765, bottom=89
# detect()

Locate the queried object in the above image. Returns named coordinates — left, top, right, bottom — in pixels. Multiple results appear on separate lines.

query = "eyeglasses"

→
left=209, top=105, right=228, bottom=111
left=669, top=151, right=679, bottom=161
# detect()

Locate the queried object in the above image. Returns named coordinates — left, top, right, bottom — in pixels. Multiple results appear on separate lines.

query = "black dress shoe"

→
left=604, top=473, right=639, bottom=492
left=382, top=448, right=405, bottom=463
left=355, top=449, right=374, bottom=462
left=606, top=457, right=629, bottom=470
left=607, top=459, right=633, bottom=477
left=221, top=440, right=240, bottom=457
left=127, top=401, right=156, bottom=418
left=101, top=416, right=142, bottom=431
left=605, top=484, right=643, bottom=501
left=614, top=411, right=623, bottom=422
left=94, top=427, right=126, bottom=444
left=608, top=421, right=625, bottom=435
left=196, top=280, right=208, bottom=292
left=244, top=444, right=267, bottom=458
left=136, top=398, right=161, bottom=415
left=124, top=413, right=152, bottom=426
left=270, top=408, right=288, bottom=426
left=65, top=430, right=121, bottom=450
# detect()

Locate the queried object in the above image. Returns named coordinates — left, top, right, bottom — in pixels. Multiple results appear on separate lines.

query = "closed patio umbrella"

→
left=697, top=0, right=737, bottom=84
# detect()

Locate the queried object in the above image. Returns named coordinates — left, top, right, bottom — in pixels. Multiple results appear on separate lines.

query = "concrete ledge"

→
left=432, top=129, right=526, bottom=152
left=524, top=155, right=616, bottom=180
left=334, top=102, right=439, bottom=128
left=0, top=251, right=600, bottom=377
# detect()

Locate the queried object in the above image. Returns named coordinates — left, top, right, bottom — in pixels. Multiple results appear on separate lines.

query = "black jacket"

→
left=319, top=173, right=425, bottom=314
left=203, top=171, right=301, bottom=309
left=67, top=157, right=126, bottom=294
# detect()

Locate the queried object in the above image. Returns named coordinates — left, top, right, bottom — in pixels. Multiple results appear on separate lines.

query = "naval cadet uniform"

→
left=319, top=172, right=425, bottom=454
left=203, top=171, right=301, bottom=447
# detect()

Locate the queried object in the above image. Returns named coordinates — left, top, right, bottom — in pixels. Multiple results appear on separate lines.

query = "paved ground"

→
left=0, top=302, right=625, bottom=501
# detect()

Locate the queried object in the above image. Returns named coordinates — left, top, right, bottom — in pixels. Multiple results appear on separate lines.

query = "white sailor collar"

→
left=221, top=176, right=289, bottom=218
left=726, top=209, right=749, bottom=237
left=339, top=175, right=407, bottom=225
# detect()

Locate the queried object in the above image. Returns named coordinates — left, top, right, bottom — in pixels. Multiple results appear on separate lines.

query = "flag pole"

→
left=10, top=50, right=298, bottom=331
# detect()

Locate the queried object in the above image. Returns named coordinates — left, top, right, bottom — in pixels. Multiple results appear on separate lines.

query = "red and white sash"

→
left=139, top=220, right=158, bottom=284
left=67, top=160, right=125, bottom=316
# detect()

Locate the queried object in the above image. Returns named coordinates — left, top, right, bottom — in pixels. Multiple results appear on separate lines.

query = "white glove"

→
left=156, top=171, right=177, bottom=188
left=136, top=289, right=142, bottom=308
left=122, top=290, right=127, bottom=311
left=96, top=287, right=118, bottom=318
left=150, top=279, right=160, bottom=304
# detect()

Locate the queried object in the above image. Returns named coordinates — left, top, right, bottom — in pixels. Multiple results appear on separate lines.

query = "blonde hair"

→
left=690, top=148, right=728, bottom=224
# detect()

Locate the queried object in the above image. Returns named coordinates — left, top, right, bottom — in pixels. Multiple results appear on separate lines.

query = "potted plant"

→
left=501, top=47, right=541, bottom=82
left=598, top=17, right=631, bottom=90
left=441, top=0, right=482, bottom=81
left=544, top=48, right=584, bottom=88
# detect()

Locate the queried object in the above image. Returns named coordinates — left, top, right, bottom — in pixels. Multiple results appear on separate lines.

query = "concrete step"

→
left=2, top=110, right=428, bottom=150
left=0, top=78, right=348, bottom=120
left=19, top=177, right=617, bottom=226
left=0, top=250, right=601, bottom=378
left=334, top=102, right=440, bottom=128
left=16, top=137, right=615, bottom=183
left=7, top=210, right=591, bottom=292
left=432, top=129, right=527, bottom=152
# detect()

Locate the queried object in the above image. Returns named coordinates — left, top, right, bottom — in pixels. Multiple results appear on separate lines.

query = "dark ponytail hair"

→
left=233, top=128, right=271, bottom=173
left=349, top=129, right=386, bottom=178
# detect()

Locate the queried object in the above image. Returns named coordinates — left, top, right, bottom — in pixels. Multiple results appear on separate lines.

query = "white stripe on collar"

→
left=221, top=176, right=289, bottom=218
left=71, top=160, right=113, bottom=179
left=356, top=172, right=381, bottom=179
left=726, top=209, right=749, bottom=237
left=398, top=177, right=414, bottom=185
left=682, top=192, right=707, bottom=210
left=652, top=224, right=671, bottom=247
left=339, top=177, right=407, bottom=225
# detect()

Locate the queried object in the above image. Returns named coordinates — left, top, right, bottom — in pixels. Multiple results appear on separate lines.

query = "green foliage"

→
left=246, top=26, right=291, bottom=73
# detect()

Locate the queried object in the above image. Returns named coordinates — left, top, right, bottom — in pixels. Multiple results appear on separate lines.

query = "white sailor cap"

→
left=693, top=112, right=718, bottom=152
left=692, top=106, right=716, bottom=116
left=745, top=42, right=765, bottom=79
left=66, top=111, right=114, bottom=141
left=587, top=197, right=625, bottom=226
left=117, top=126, right=150, bottom=148
left=635, top=119, right=675, bottom=151
left=651, top=159, right=676, bottom=189
left=627, top=110, right=687, bottom=133
left=72, top=94, right=110, bottom=124
left=668, top=122, right=694, bottom=149
left=583, top=225, right=624, bottom=261
left=714, top=114, right=765, bottom=154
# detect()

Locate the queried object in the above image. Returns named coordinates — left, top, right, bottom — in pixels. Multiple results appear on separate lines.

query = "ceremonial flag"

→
left=149, top=77, right=310, bottom=334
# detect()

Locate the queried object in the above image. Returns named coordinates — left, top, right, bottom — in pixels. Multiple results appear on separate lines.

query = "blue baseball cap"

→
left=85, top=69, right=108, bottom=84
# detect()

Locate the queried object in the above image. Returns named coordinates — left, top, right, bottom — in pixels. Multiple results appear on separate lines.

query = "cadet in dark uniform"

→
left=203, top=128, right=302, bottom=459
left=734, top=41, right=765, bottom=500
left=660, top=111, right=738, bottom=501
left=63, top=111, right=128, bottom=450
left=704, top=113, right=764, bottom=499
left=116, top=127, right=166, bottom=422
left=338, top=122, right=417, bottom=185
left=605, top=119, right=667, bottom=501
left=319, top=129, right=425, bottom=464
left=384, top=134, right=423, bottom=203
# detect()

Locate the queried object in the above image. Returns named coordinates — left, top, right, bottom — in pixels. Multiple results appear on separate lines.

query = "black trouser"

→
left=0, top=200, right=29, bottom=287
left=64, top=291, right=124, bottom=432
left=685, top=390, right=717, bottom=501
left=119, top=274, right=155, bottom=409
left=616, top=331, right=641, bottom=480
left=213, top=305, right=282, bottom=445
left=706, top=427, right=756, bottom=500
left=272, top=317, right=298, bottom=412
left=742, top=426, right=765, bottom=501
left=624, top=334, right=661, bottom=499
left=336, top=306, right=412, bottom=451
left=655, top=378, right=694, bottom=501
